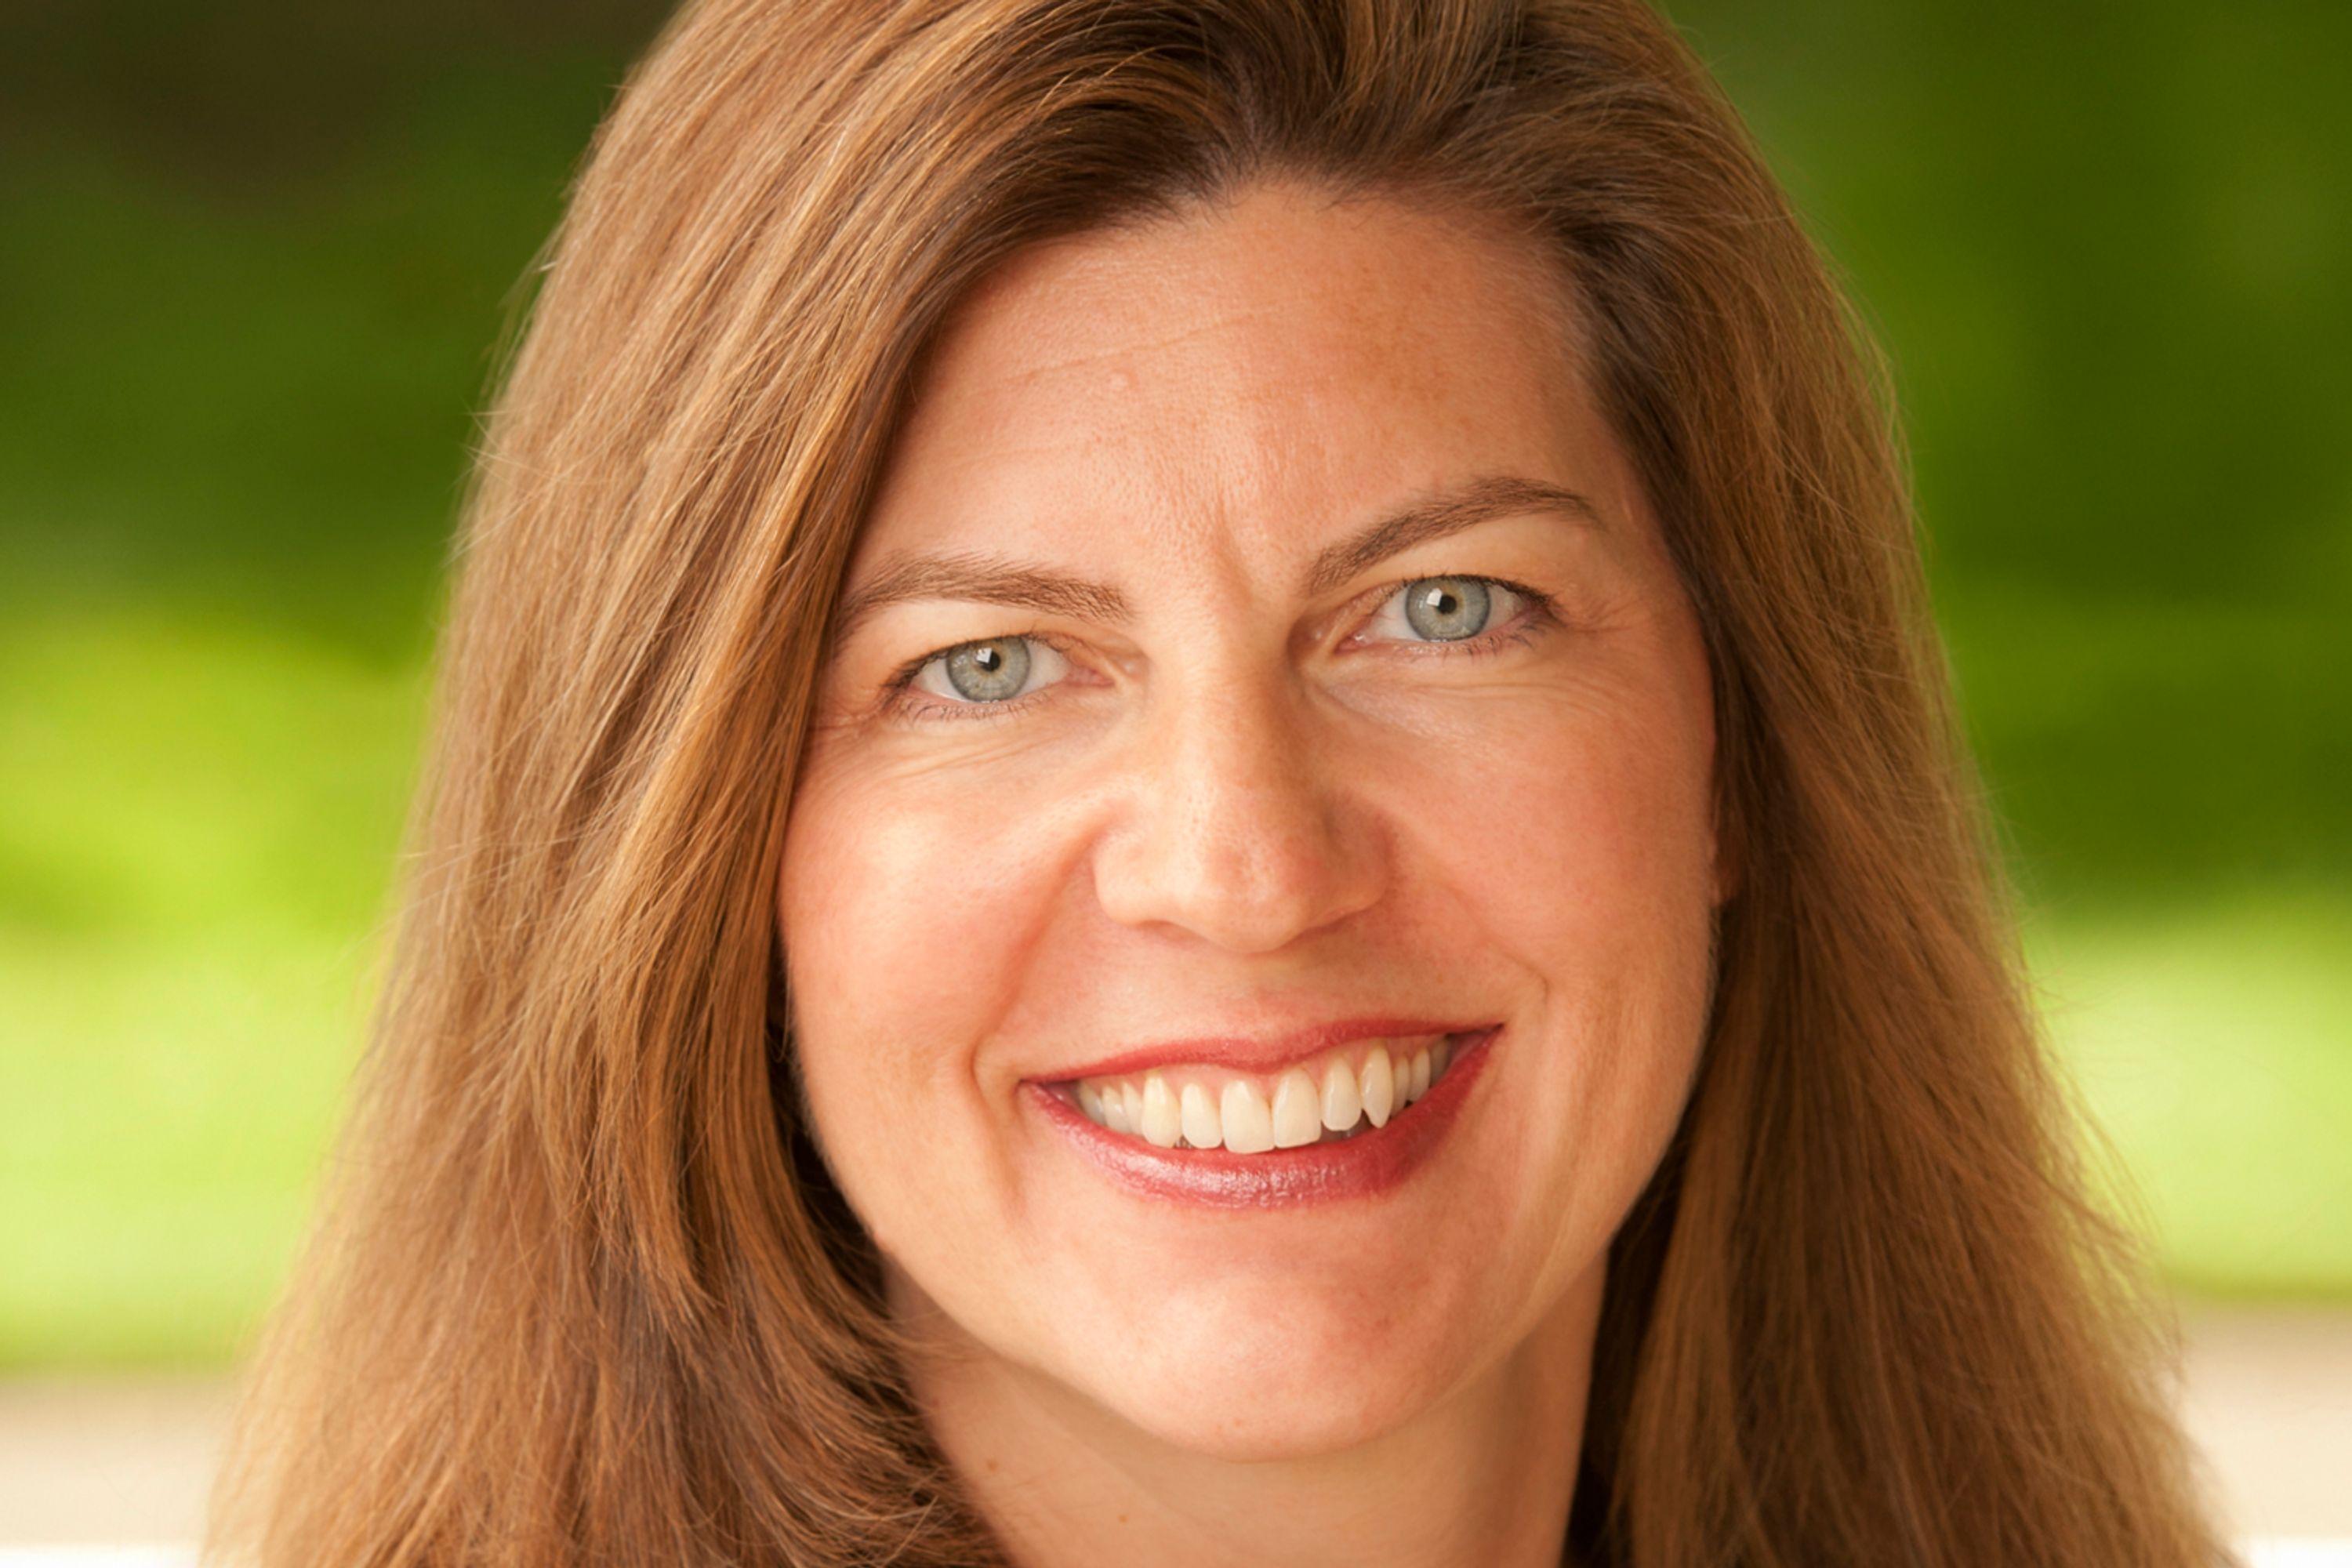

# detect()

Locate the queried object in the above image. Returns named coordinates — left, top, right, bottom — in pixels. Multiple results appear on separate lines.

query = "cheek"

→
left=1405, top=664, right=1716, bottom=953
left=775, top=768, right=1048, bottom=1240
left=1396, top=659, right=1716, bottom=1272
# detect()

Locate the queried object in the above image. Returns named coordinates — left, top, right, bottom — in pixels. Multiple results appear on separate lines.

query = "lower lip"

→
left=1021, top=1025, right=1502, bottom=1210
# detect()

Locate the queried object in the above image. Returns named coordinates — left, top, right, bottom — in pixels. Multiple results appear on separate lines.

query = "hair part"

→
left=207, top=2, right=2235, bottom=1563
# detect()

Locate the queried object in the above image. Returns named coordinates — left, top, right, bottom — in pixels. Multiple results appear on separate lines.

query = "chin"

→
left=1091, top=1356, right=1432, bottom=1462
left=1051, top=1281, right=1465, bottom=1461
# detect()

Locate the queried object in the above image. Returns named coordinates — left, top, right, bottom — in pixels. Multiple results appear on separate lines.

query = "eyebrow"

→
left=826, top=473, right=1604, bottom=645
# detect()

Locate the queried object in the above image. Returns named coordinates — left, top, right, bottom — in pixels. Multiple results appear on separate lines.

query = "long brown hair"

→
left=205, top=1, right=2237, bottom=1563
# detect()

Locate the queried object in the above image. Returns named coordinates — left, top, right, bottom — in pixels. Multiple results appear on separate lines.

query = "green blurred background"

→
left=1, top=0, right=2345, bottom=1369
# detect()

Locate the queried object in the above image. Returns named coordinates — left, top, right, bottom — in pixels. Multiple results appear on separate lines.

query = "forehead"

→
left=859, top=180, right=1610, bottom=572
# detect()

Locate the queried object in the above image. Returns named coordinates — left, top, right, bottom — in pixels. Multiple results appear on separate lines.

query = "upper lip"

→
left=1037, top=1014, right=1494, bottom=1082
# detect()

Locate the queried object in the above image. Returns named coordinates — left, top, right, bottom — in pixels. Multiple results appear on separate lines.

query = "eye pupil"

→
left=1402, top=575, right=1491, bottom=641
left=945, top=636, right=1031, bottom=702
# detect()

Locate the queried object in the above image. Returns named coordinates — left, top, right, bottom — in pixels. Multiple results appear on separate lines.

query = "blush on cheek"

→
left=1441, top=717, right=1700, bottom=924
left=778, top=779, right=1046, bottom=1171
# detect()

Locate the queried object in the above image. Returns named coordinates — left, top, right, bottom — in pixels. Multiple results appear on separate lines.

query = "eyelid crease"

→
left=873, top=572, right=1559, bottom=726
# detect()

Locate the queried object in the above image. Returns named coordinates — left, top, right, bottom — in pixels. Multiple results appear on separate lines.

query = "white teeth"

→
left=1179, top=1081, right=1222, bottom=1149
left=1319, top=1058, right=1362, bottom=1132
left=1221, top=1078, right=1276, bottom=1153
left=1270, top=1069, right=1321, bottom=1148
left=1140, top=1073, right=1181, bottom=1149
left=1360, top=1048, right=1395, bottom=1127
left=1070, top=1031, right=1472, bottom=1152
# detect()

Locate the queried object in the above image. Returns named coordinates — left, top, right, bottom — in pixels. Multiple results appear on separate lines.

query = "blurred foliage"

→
left=1673, top=0, right=2352, bottom=903
left=0, top=0, right=2345, bottom=1366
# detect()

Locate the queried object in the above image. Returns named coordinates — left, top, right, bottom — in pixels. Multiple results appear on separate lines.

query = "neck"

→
left=893, top=1261, right=1604, bottom=1568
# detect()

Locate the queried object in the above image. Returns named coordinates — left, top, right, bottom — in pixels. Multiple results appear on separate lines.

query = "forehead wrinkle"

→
left=841, top=198, right=1603, bottom=653
left=987, top=299, right=1296, bottom=394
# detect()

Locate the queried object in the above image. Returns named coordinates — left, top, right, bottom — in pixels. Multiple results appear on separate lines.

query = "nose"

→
left=1091, top=659, right=1385, bottom=953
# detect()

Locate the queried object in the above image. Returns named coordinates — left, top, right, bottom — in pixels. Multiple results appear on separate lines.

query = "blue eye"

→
left=1370, top=575, right=1510, bottom=643
left=878, top=572, right=1554, bottom=724
left=901, top=634, right=1074, bottom=711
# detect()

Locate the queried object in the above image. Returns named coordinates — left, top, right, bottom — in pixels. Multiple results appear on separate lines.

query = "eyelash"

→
left=874, top=574, right=1561, bottom=726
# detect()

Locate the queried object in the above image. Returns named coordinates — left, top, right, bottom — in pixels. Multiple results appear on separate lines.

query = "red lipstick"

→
left=1045, top=1014, right=1489, bottom=1081
left=1023, top=1024, right=1501, bottom=1210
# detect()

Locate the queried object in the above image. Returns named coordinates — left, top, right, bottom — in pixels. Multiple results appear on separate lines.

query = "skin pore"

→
left=777, top=178, right=1729, bottom=1566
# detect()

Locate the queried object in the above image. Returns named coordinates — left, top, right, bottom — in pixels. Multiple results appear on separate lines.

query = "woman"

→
left=205, top=0, right=2239, bottom=1563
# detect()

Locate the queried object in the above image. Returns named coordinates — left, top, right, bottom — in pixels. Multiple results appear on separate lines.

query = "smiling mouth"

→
left=1047, top=1032, right=1465, bottom=1153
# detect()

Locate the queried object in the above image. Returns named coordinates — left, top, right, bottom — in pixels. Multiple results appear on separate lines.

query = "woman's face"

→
left=779, top=179, right=1726, bottom=1460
